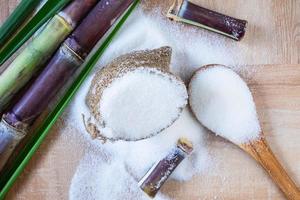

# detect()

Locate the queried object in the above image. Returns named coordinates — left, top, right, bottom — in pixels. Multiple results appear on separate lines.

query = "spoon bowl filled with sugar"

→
left=188, top=64, right=300, bottom=200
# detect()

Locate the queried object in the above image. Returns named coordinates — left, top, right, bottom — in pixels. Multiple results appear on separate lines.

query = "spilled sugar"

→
left=69, top=109, right=211, bottom=200
left=67, top=6, right=258, bottom=200
left=69, top=151, right=171, bottom=200
left=99, top=67, right=187, bottom=140
left=189, top=66, right=261, bottom=144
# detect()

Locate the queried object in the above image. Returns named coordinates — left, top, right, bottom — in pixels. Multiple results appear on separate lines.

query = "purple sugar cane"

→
left=167, top=0, right=247, bottom=41
left=0, top=0, right=135, bottom=171
left=0, top=0, right=98, bottom=111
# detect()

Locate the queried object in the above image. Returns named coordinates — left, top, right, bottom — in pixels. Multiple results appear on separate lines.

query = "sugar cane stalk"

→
left=0, top=0, right=98, bottom=111
left=0, top=0, right=135, bottom=171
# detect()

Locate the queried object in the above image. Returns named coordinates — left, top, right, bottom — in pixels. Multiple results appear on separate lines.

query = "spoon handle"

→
left=240, top=137, right=300, bottom=200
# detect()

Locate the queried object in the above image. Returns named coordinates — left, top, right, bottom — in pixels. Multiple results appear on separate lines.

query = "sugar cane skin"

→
left=0, top=0, right=98, bottom=111
left=0, top=0, right=135, bottom=171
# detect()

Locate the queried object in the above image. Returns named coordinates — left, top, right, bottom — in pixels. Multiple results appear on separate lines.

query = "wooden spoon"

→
left=240, top=136, right=300, bottom=200
left=188, top=64, right=300, bottom=200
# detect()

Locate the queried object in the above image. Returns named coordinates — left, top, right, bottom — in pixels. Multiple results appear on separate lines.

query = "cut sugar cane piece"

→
left=139, top=138, right=193, bottom=198
left=0, top=0, right=135, bottom=172
left=166, top=0, right=247, bottom=41
left=189, top=64, right=300, bottom=200
left=0, top=0, right=98, bottom=111
left=84, top=47, right=188, bottom=142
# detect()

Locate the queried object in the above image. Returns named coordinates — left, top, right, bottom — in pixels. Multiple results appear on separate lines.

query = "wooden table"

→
left=1, top=0, right=300, bottom=199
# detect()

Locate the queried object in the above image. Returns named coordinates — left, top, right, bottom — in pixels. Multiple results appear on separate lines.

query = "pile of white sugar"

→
left=67, top=6, right=259, bottom=200
left=99, top=68, right=187, bottom=140
left=189, top=66, right=261, bottom=144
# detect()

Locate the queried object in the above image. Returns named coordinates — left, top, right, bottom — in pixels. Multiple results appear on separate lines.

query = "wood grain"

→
left=240, top=137, right=300, bottom=200
left=0, top=0, right=300, bottom=200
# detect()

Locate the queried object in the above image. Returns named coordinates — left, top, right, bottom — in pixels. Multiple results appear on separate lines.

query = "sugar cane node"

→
left=62, top=42, right=85, bottom=62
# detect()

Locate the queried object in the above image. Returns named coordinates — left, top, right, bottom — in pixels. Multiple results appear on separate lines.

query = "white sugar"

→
left=67, top=5, right=255, bottom=199
left=69, top=152, right=171, bottom=200
left=99, top=67, right=187, bottom=140
left=189, top=66, right=261, bottom=144
left=69, top=108, right=211, bottom=199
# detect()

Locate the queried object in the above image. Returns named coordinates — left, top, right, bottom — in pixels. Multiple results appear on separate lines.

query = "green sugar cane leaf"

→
left=0, top=0, right=72, bottom=66
left=0, top=0, right=140, bottom=198
left=0, top=0, right=41, bottom=47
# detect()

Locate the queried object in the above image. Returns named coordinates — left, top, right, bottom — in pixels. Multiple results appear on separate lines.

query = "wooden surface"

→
left=240, top=137, right=300, bottom=200
left=1, top=0, right=300, bottom=199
